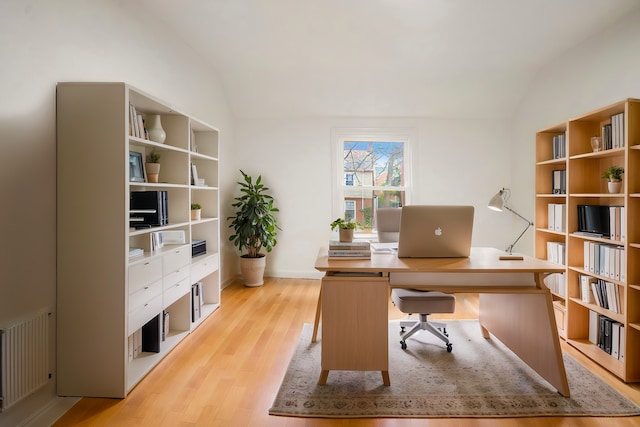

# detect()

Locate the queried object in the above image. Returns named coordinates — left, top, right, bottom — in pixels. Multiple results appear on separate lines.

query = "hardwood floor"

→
left=53, top=278, right=640, bottom=426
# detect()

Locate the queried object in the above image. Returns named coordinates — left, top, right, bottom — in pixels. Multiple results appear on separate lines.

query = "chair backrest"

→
left=376, top=208, right=402, bottom=243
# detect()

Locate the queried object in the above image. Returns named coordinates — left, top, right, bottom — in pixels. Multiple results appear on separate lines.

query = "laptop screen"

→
left=396, top=205, right=474, bottom=258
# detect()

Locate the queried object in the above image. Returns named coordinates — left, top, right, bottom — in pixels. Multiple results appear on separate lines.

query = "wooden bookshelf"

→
left=535, top=98, right=640, bottom=383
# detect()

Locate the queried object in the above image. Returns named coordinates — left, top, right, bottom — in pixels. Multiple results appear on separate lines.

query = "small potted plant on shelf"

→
left=601, top=165, right=624, bottom=193
left=330, top=218, right=359, bottom=242
left=145, top=149, right=161, bottom=183
left=227, top=170, right=280, bottom=287
left=190, top=203, right=202, bottom=221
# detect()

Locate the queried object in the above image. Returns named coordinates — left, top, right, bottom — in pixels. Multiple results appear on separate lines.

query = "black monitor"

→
left=577, top=205, right=610, bottom=237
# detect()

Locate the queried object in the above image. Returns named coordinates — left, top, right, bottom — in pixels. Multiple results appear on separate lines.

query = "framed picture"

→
left=129, top=151, right=145, bottom=182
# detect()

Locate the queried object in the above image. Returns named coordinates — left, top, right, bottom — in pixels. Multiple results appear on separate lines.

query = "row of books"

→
left=547, top=203, right=566, bottom=232
left=129, top=103, right=149, bottom=140
left=551, top=169, right=566, bottom=194
left=546, top=241, right=566, bottom=266
left=191, top=282, right=204, bottom=322
left=583, top=242, right=625, bottom=282
left=552, top=133, right=566, bottom=159
left=590, top=311, right=625, bottom=360
left=607, top=206, right=625, bottom=242
left=607, top=112, right=625, bottom=150
left=328, top=240, right=371, bottom=259
left=580, top=275, right=623, bottom=314
left=128, top=314, right=162, bottom=361
left=543, top=272, right=566, bottom=297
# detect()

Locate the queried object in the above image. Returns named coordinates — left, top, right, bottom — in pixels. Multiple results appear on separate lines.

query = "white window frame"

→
left=331, top=127, right=415, bottom=234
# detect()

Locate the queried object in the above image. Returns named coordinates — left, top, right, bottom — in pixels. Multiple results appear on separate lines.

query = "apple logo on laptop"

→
left=434, top=227, right=443, bottom=236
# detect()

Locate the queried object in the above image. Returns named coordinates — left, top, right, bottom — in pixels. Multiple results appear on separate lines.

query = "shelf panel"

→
left=568, top=297, right=624, bottom=323
left=567, top=338, right=624, bottom=379
left=569, top=147, right=625, bottom=160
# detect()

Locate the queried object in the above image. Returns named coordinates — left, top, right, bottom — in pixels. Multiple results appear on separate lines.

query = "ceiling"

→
left=129, top=0, right=640, bottom=120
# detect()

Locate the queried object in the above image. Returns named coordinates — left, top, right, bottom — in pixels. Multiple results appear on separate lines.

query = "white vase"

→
left=146, top=114, right=166, bottom=143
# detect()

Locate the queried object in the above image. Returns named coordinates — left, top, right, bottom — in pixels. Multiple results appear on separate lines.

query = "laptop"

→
left=397, top=205, right=474, bottom=258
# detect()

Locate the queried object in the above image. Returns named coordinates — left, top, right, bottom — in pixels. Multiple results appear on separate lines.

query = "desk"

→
left=314, top=246, right=570, bottom=397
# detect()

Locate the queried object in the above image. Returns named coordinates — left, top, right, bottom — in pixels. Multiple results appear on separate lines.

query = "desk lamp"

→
left=488, top=187, right=533, bottom=259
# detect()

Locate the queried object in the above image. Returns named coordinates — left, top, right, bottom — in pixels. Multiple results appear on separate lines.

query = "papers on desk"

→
left=370, top=242, right=398, bottom=254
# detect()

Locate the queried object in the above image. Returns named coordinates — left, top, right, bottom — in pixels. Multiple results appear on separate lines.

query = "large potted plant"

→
left=227, top=170, right=280, bottom=287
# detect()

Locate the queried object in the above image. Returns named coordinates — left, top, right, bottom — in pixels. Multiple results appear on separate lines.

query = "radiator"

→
left=0, top=311, right=50, bottom=412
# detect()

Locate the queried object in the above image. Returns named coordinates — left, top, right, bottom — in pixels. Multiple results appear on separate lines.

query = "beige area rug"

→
left=269, top=320, right=640, bottom=418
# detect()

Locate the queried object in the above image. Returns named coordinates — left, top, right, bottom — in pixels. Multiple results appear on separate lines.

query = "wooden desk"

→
left=314, top=247, right=570, bottom=397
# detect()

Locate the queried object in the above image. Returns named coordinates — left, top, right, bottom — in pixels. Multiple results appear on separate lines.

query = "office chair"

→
left=375, top=207, right=455, bottom=352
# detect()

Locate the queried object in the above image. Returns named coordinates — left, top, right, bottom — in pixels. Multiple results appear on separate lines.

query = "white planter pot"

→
left=608, top=180, right=622, bottom=194
left=146, top=162, right=160, bottom=183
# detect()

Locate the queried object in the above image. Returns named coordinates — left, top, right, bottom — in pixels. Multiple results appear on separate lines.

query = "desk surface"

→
left=315, top=246, right=565, bottom=274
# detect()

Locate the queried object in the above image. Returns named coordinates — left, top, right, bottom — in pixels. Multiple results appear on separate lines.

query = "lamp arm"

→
left=503, top=205, right=534, bottom=254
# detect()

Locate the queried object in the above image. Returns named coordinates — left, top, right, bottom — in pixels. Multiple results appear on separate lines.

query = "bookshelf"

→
left=535, top=98, right=640, bottom=382
left=56, top=82, right=221, bottom=397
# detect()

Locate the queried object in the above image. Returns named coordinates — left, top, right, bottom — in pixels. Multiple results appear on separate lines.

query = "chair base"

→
left=398, top=314, right=453, bottom=352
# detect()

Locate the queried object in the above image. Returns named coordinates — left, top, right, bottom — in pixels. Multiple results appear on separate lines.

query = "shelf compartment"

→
left=567, top=338, right=625, bottom=379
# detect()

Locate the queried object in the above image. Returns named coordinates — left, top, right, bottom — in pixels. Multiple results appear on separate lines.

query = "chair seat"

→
left=391, top=288, right=455, bottom=314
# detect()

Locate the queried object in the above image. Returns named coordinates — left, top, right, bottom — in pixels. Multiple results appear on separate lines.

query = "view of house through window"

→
left=334, top=130, right=411, bottom=236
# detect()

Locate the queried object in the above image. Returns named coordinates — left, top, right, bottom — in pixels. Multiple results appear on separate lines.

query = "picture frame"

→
left=129, top=151, right=145, bottom=182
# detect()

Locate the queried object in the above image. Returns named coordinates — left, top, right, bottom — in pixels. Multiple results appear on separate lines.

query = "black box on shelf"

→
left=191, top=239, right=206, bottom=257
left=130, top=191, right=168, bottom=228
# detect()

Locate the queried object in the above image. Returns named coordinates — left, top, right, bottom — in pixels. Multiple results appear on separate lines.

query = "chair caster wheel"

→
left=446, top=343, right=453, bottom=352
left=400, top=340, right=407, bottom=350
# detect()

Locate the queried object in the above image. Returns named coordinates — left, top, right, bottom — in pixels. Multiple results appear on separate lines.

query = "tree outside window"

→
left=333, top=129, right=412, bottom=235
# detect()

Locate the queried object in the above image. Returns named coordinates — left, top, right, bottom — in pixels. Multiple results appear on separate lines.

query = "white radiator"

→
left=0, top=311, right=50, bottom=412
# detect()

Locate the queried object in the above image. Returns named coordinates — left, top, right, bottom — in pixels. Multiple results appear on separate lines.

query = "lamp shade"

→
left=488, top=189, right=507, bottom=211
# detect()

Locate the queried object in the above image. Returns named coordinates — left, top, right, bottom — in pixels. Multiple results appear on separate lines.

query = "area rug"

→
left=269, top=320, right=640, bottom=418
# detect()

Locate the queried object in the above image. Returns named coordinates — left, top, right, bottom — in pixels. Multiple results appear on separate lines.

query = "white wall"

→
left=511, top=7, right=640, bottom=253
left=0, top=1, right=234, bottom=425
left=231, top=117, right=515, bottom=278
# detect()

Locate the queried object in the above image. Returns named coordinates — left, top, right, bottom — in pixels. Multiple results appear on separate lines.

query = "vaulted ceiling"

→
left=130, top=0, right=640, bottom=119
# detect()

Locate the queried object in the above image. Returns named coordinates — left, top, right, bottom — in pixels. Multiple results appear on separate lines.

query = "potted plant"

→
left=145, top=149, right=161, bottom=183
left=330, top=218, right=359, bottom=242
left=227, top=170, right=280, bottom=287
left=190, top=203, right=201, bottom=221
left=602, top=165, right=624, bottom=193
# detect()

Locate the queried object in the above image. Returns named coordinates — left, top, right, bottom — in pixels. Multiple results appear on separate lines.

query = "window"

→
left=332, top=128, right=413, bottom=236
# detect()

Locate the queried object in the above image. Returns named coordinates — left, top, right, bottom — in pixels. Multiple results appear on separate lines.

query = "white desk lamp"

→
left=488, top=187, right=533, bottom=259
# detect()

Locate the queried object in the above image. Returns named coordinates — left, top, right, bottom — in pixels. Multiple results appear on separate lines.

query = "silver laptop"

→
left=397, top=205, right=474, bottom=258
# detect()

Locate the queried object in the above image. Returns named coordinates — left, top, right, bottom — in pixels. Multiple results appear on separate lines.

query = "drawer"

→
left=164, top=265, right=190, bottom=288
left=164, top=276, right=190, bottom=308
left=191, top=253, right=219, bottom=282
left=128, top=293, right=162, bottom=335
left=163, top=246, right=190, bottom=275
left=129, top=279, right=162, bottom=313
left=129, top=257, right=163, bottom=293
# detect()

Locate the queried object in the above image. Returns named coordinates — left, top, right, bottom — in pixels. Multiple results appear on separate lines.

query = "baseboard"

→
left=23, top=396, right=80, bottom=427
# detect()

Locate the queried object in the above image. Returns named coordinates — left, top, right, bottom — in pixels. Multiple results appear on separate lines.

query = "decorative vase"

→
left=145, top=162, right=160, bottom=183
left=240, top=255, right=266, bottom=287
left=146, top=114, right=166, bottom=143
left=608, top=180, right=622, bottom=193
left=191, top=209, right=201, bottom=221
left=339, top=228, right=354, bottom=242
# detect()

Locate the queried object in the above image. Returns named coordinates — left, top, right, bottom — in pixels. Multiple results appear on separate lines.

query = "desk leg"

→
left=312, top=286, right=321, bottom=343
left=318, top=370, right=329, bottom=385
left=479, top=291, right=570, bottom=397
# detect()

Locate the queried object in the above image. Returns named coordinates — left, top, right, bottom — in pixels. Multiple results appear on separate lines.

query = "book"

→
left=328, top=249, right=371, bottom=257
left=329, top=240, right=371, bottom=250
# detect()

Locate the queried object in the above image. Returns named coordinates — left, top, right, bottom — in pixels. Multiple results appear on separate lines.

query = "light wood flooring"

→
left=53, top=278, right=640, bottom=426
